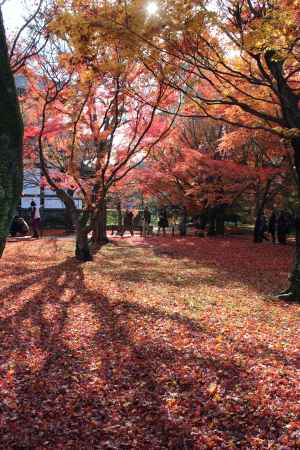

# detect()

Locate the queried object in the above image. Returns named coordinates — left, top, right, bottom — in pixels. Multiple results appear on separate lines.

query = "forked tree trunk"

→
left=0, top=10, right=23, bottom=257
left=50, top=189, right=90, bottom=261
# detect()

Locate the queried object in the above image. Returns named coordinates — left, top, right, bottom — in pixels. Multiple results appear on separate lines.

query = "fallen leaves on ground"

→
left=0, top=235, right=299, bottom=449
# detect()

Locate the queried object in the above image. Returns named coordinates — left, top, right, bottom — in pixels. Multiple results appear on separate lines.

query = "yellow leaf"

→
left=208, top=382, right=217, bottom=395
left=214, top=393, right=221, bottom=401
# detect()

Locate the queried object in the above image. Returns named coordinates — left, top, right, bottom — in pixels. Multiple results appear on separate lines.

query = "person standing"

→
left=157, top=208, right=169, bottom=236
left=268, top=210, right=278, bottom=244
left=133, top=211, right=143, bottom=236
left=260, top=213, right=269, bottom=241
left=169, top=215, right=177, bottom=236
left=143, top=206, right=151, bottom=237
left=30, top=200, right=41, bottom=238
left=254, top=212, right=268, bottom=243
left=121, top=209, right=134, bottom=237
left=278, top=210, right=288, bottom=245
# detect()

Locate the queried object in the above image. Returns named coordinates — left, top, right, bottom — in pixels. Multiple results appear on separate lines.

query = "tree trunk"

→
left=75, top=226, right=91, bottom=261
left=278, top=137, right=300, bottom=300
left=179, top=206, right=187, bottom=236
left=215, top=205, right=225, bottom=236
left=98, top=199, right=109, bottom=243
left=75, top=210, right=92, bottom=261
left=51, top=188, right=89, bottom=260
left=207, top=208, right=216, bottom=236
left=64, top=189, right=75, bottom=233
left=93, top=198, right=109, bottom=244
left=0, top=10, right=23, bottom=257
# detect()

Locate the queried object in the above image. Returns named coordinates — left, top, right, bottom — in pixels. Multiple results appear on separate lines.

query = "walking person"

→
left=278, top=210, right=288, bottom=245
left=121, top=209, right=134, bottom=237
left=30, top=200, right=41, bottom=238
left=170, top=215, right=177, bottom=236
left=254, top=212, right=268, bottom=242
left=260, top=213, right=269, bottom=241
left=157, top=208, right=169, bottom=236
left=133, top=211, right=143, bottom=236
left=143, top=206, right=151, bottom=237
left=268, top=210, right=277, bottom=244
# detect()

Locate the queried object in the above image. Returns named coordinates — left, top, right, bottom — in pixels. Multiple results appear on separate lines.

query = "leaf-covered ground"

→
left=0, top=235, right=300, bottom=449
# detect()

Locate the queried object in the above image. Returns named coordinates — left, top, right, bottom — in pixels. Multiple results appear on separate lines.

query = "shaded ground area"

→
left=0, top=235, right=300, bottom=449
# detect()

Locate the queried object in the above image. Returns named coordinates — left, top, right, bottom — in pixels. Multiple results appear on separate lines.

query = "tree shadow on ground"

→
left=0, top=251, right=297, bottom=449
left=132, top=235, right=294, bottom=298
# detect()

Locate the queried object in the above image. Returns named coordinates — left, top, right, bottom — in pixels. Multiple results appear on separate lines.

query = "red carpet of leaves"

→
left=0, top=235, right=300, bottom=449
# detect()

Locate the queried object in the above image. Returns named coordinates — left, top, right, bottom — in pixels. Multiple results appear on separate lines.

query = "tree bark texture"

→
left=75, top=210, right=92, bottom=261
left=0, top=9, right=23, bottom=257
left=64, top=190, right=75, bottom=233
left=93, top=198, right=109, bottom=244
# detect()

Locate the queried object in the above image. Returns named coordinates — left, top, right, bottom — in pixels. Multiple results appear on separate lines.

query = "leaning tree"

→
left=0, top=0, right=48, bottom=256
left=0, top=8, right=23, bottom=256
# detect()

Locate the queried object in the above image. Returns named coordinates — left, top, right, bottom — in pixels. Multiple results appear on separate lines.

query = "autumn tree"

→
left=135, top=118, right=254, bottom=233
left=219, top=119, right=294, bottom=229
left=29, top=0, right=300, bottom=297
left=23, top=48, right=177, bottom=260
left=69, top=0, right=300, bottom=299
left=150, top=0, right=300, bottom=299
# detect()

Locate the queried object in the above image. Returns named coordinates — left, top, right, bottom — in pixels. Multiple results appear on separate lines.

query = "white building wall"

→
left=22, top=168, right=83, bottom=209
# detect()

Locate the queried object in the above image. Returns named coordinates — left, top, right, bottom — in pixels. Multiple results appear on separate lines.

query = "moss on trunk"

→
left=0, top=9, right=23, bottom=257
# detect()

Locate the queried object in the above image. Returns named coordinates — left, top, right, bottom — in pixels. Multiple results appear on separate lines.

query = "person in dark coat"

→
left=133, top=211, right=143, bottom=236
left=10, top=215, right=29, bottom=237
left=268, top=211, right=278, bottom=244
left=277, top=210, right=288, bottom=244
left=254, top=212, right=268, bottom=242
left=157, top=208, right=169, bottom=236
left=259, top=213, right=268, bottom=241
left=121, top=209, right=134, bottom=236
left=143, top=206, right=152, bottom=237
